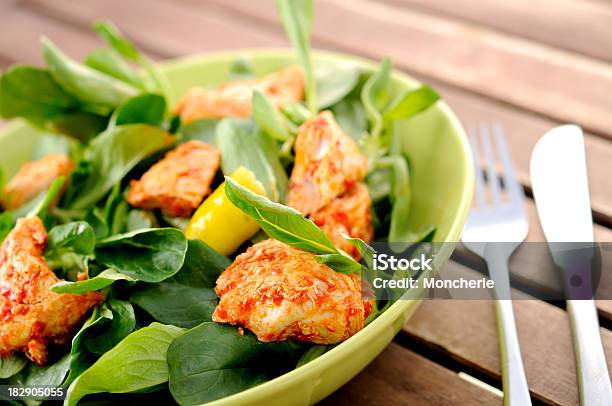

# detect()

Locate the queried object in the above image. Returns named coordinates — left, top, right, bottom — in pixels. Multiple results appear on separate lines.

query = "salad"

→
left=0, top=1, right=440, bottom=405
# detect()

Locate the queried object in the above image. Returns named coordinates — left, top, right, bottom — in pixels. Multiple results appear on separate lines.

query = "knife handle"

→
left=566, top=299, right=612, bottom=405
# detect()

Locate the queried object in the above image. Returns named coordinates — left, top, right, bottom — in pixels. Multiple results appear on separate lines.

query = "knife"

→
left=530, top=124, right=612, bottom=405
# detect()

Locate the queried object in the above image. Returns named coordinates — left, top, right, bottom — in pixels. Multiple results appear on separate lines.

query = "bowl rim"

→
left=0, top=48, right=474, bottom=405
left=162, top=48, right=474, bottom=405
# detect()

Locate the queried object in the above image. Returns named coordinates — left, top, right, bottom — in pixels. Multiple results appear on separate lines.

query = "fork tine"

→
left=469, top=128, right=486, bottom=208
left=480, top=123, right=502, bottom=205
left=492, top=123, right=524, bottom=206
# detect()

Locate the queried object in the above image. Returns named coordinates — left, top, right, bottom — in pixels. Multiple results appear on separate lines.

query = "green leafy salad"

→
left=0, top=0, right=440, bottom=404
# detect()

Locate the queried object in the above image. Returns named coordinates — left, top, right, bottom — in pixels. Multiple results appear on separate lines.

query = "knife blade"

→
left=530, top=124, right=612, bottom=405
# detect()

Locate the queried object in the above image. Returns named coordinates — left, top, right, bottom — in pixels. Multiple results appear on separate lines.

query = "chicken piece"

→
left=310, top=183, right=373, bottom=259
left=0, top=217, right=103, bottom=366
left=2, top=153, right=74, bottom=210
left=127, top=140, right=220, bottom=217
left=213, top=239, right=370, bottom=344
left=174, top=66, right=304, bottom=123
left=288, top=111, right=368, bottom=216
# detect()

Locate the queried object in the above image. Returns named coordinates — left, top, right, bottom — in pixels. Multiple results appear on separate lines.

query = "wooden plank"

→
left=22, top=0, right=288, bottom=59
left=320, top=342, right=502, bottom=405
left=404, top=262, right=612, bottom=406
left=202, top=0, right=612, bottom=139
left=381, top=0, right=612, bottom=63
left=0, top=6, right=101, bottom=66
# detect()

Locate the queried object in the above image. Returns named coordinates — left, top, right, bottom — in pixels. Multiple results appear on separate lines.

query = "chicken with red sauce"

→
left=0, top=217, right=103, bottom=366
left=213, top=239, right=371, bottom=344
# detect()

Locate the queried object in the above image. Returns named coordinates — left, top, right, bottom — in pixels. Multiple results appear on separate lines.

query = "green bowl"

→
left=0, top=50, right=473, bottom=405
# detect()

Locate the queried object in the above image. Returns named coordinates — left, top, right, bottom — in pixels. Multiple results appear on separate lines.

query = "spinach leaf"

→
left=277, top=0, right=316, bottom=114
left=0, top=355, right=27, bottom=379
left=168, top=322, right=301, bottom=405
left=255, top=129, right=289, bottom=203
left=227, top=57, right=255, bottom=81
left=332, top=95, right=367, bottom=142
left=130, top=239, right=229, bottom=328
left=85, top=299, right=136, bottom=354
left=252, top=89, right=291, bottom=141
left=216, top=118, right=282, bottom=201
left=64, top=305, right=113, bottom=386
left=111, top=93, right=166, bottom=127
left=49, top=111, right=108, bottom=142
left=24, top=353, right=71, bottom=390
left=93, top=21, right=171, bottom=101
left=32, top=133, right=72, bottom=160
left=0, top=66, right=78, bottom=126
left=126, top=209, right=158, bottom=232
left=180, top=119, right=218, bottom=145
left=131, top=284, right=217, bottom=329
left=383, top=85, right=440, bottom=121
left=42, top=37, right=138, bottom=110
left=66, top=124, right=175, bottom=210
left=45, top=221, right=95, bottom=276
left=316, top=62, right=360, bottom=109
left=0, top=212, right=14, bottom=244
left=84, top=48, right=144, bottom=89
left=26, top=176, right=66, bottom=219
left=282, top=101, right=311, bottom=126
left=224, top=177, right=360, bottom=273
left=296, top=345, right=329, bottom=367
left=343, top=234, right=375, bottom=268
left=51, top=268, right=135, bottom=294
left=173, top=239, right=231, bottom=287
left=95, top=228, right=188, bottom=283
left=103, top=182, right=128, bottom=237
left=361, top=57, right=391, bottom=139
left=65, top=323, right=184, bottom=406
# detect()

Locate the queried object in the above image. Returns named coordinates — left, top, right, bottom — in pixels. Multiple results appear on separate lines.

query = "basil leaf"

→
left=361, top=57, right=391, bottom=139
left=51, top=269, right=135, bottom=294
left=66, top=124, right=175, bottom=210
left=0, top=355, right=27, bottom=379
left=95, top=228, right=188, bottom=283
left=277, top=0, right=316, bottom=114
left=0, top=65, right=78, bottom=126
left=42, top=37, right=138, bottom=110
left=252, top=90, right=291, bottom=141
left=111, top=93, right=166, bottom=127
left=216, top=118, right=282, bottom=201
left=84, top=48, right=144, bottom=89
left=316, top=62, right=360, bottom=109
left=342, top=234, right=375, bottom=268
left=383, top=85, right=440, bottom=121
left=168, top=322, right=300, bottom=405
left=65, top=323, right=185, bottom=406
left=85, top=299, right=136, bottom=354
left=224, top=177, right=361, bottom=273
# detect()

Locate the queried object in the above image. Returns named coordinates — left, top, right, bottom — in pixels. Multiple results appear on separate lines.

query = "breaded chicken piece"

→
left=127, top=140, right=220, bottom=217
left=174, top=66, right=304, bottom=122
left=2, top=153, right=74, bottom=210
left=288, top=111, right=368, bottom=216
left=310, top=183, right=373, bottom=259
left=213, top=239, right=370, bottom=344
left=0, top=217, right=103, bottom=366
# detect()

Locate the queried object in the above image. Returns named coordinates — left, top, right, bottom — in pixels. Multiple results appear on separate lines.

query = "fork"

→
left=462, top=123, right=532, bottom=406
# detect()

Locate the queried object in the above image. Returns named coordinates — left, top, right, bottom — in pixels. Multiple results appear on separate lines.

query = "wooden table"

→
left=1, top=0, right=611, bottom=404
